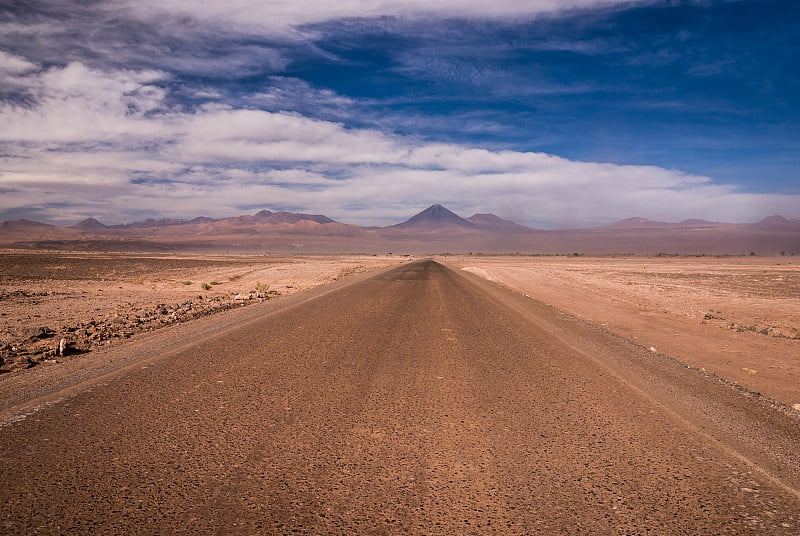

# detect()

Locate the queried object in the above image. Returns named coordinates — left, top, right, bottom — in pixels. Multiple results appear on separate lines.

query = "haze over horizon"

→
left=1, top=1, right=798, bottom=229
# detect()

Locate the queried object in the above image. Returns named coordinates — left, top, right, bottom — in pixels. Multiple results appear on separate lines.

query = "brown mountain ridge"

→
left=1, top=204, right=799, bottom=255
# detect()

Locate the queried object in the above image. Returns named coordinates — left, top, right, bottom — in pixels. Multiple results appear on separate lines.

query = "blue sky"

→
left=0, top=0, right=798, bottom=227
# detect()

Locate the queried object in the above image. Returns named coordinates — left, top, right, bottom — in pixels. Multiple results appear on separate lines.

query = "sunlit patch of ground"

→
left=447, top=255, right=800, bottom=407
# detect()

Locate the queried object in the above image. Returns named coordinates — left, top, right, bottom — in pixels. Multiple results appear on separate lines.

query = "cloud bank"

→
left=1, top=57, right=797, bottom=227
left=1, top=1, right=798, bottom=227
left=122, top=0, right=643, bottom=34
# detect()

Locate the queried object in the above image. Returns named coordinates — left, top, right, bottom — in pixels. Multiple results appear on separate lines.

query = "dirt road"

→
left=1, top=260, right=799, bottom=534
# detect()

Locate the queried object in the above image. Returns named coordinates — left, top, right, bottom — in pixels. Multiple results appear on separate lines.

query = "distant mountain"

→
left=0, top=219, right=77, bottom=246
left=391, top=204, right=475, bottom=229
left=71, top=217, right=108, bottom=230
left=679, top=219, right=716, bottom=226
left=109, top=210, right=336, bottom=229
left=751, top=215, right=800, bottom=230
left=605, top=216, right=800, bottom=231
left=605, top=217, right=670, bottom=229
left=468, top=213, right=531, bottom=232
left=605, top=217, right=728, bottom=230
left=0, top=219, right=59, bottom=232
left=112, top=218, right=193, bottom=229
left=189, top=216, right=216, bottom=225
left=3, top=209, right=799, bottom=254
left=251, top=210, right=335, bottom=225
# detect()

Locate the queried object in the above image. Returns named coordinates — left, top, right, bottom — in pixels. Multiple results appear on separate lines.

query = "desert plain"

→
left=0, top=251, right=406, bottom=373
left=2, top=250, right=797, bottom=408
left=449, top=255, right=800, bottom=408
left=1, top=251, right=800, bottom=533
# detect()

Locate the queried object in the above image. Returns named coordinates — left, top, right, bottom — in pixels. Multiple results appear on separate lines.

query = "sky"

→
left=0, top=0, right=798, bottom=228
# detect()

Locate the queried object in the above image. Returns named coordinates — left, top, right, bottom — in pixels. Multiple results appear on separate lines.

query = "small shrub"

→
left=209, top=281, right=220, bottom=286
left=201, top=283, right=212, bottom=291
left=182, top=281, right=192, bottom=285
left=255, top=282, right=269, bottom=294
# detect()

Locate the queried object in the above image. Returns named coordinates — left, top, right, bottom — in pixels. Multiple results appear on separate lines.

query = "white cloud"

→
left=170, top=108, right=407, bottom=165
left=121, top=0, right=644, bottom=35
left=0, top=50, right=41, bottom=93
left=1, top=59, right=798, bottom=227
left=246, top=77, right=356, bottom=120
left=0, top=50, right=39, bottom=75
left=0, top=61, right=171, bottom=143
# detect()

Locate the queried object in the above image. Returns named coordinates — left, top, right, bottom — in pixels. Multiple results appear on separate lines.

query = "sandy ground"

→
left=0, top=251, right=405, bottom=371
left=3, top=251, right=798, bottom=410
left=445, top=255, right=800, bottom=408
left=2, top=260, right=799, bottom=534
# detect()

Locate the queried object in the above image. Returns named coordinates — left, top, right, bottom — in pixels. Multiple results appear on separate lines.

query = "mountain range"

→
left=2, top=204, right=799, bottom=255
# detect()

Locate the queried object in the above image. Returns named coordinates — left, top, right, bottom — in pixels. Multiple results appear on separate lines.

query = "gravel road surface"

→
left=1, top=260, right=799, bottom=534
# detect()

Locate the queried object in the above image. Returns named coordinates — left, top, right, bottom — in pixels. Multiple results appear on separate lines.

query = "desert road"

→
left=1, top=260, right=799, bottom=534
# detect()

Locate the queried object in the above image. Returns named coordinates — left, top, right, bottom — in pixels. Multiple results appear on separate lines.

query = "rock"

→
left=24, top=326, right=53, bottom=339
left=57, top=338, right=66, bottom=357
left=793, top=404, right=800, bottom=411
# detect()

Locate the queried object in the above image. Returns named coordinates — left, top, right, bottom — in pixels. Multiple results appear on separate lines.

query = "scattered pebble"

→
left=1, top=292, right=280, bottom=372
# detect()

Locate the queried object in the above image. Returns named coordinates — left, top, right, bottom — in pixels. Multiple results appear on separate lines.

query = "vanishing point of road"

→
left=1, top=260, right=799, bottom=534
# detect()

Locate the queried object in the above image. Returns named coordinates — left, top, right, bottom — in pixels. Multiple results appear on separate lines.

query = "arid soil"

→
left=1, top=260, right=799, bottom=534
left=5, top=251, right=798, bottom=411
left=448, top=255, right=800, bottom=407
left=0, top=251, right=404, bottom=372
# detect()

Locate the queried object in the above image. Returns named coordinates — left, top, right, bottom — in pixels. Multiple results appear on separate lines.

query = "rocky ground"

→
left=447, top=255, right=800, bottom=407
left=0, top=251, right=404, bottom=372
left=3, top=259, right=800, bottom=534
left=4, top=251, right=798, bottom=409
